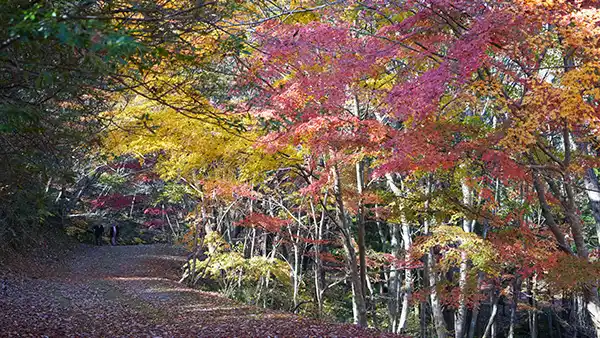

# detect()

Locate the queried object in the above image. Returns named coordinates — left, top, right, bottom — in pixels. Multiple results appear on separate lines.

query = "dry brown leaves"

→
left=0, top=244, right=405, bottom=338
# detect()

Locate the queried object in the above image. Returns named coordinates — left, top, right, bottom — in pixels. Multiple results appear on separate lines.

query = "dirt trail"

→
left=0, top=244, right=401, bottom=337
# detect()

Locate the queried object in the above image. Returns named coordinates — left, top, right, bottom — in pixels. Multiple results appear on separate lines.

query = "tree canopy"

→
left=4, top=0, right=600, bottom=337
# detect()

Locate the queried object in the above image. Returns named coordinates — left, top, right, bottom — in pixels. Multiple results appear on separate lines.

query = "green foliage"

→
left=187, top=233, right=292, bottom=309
left=0, top=0, right=147, bottom=245
left=64, top=219, right=93, bottom=243
left=98, top=173, right=128, bottom=190
left=157, top=182, right=193, bottom=204
left=0, top=184, right=55, bottom=246
left=322, top=285, right=354, bottom=323
left=64, top=226, right=89, bottom=242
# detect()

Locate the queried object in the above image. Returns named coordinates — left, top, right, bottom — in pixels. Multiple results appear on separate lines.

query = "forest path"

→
left=0, top=244, right=400, bottom=337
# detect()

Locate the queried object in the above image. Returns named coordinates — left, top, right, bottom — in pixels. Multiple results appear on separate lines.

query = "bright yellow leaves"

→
left=287, top=0, right=320, bottom=24
left=516, top=0, right=566, bottom=9
left=104, top=94, right=295, bottom=184
left=415, top=225, right=499, bottom=276
left=363, top=73, right=395, bottom=91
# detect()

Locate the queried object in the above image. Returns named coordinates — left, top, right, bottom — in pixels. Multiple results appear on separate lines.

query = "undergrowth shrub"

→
left=183, top=232, right=292, bottom=310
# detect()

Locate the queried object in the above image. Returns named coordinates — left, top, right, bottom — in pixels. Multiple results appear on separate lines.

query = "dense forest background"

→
left=2, top=1, right=600, bottom=337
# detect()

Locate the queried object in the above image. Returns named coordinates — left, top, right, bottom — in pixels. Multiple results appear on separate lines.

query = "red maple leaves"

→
left=236, top=212, right=292, bottom=232
left=91, top=194, right=139, bottom=210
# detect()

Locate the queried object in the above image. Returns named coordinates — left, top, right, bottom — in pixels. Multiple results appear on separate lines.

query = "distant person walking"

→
left=110, top=224, right=119, bottom=246
left=93, top=225, right=104, bottom=245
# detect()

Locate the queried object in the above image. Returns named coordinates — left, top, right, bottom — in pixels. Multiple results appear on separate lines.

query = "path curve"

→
left=0, top=244, right=402, bottom=337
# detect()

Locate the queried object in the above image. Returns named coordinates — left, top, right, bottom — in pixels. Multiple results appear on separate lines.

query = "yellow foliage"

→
left=192, top=232, right=292, bottom=289
left=104, top=94, right=298, bottom=184
left=416, top=225, right=499, bottom=276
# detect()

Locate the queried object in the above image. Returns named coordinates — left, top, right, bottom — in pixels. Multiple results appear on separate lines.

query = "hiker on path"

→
left=109, top=224, right=119, bottom=246
left=93, top=225, right=104, bottom=245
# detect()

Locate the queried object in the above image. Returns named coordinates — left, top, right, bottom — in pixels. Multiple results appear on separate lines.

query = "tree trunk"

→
left=129, top=193, right=136, bottom=217
left=564, top=182, right=600, bottom=336
left=583, top=168, right=600, bottom=248
left=420, top=300, right=429, bottom=338
left=310, top=200, right=326, bottom=317
left=190, top=214, right=200, bottom=286
left=332, top=162, right=368, bottom=327
left=366, top=276, right=380, bottom=330
left=533, top=163, right=600, bottom=334
left=468, top=302, right=480, bottom=338
left=456, top=178, right=473, bottom=338
left=422, top=177, right=447, bottom=338
left=527, top=277, right=538, bottom=338
left=356, top=160, right=368, bottom=301
left=547, top=309, right=555, bottom=338
left=468, top=273, right=485, bottom=338
left=562, top=52, right=600, bottom=337
left=428, top=248, right=448, bottom=338
left=562, top=131, right=600, bottom=336
left=292, top=241, right=300, bottom=308
left=509, top=277, right=521, bottom=338
left=482, top=289, right=500, bottom=338
left=569, top=296, right=579, bottom=338
left=398, top=221, right=412, bottom=333
left=385, top=174, right=402, bottom=331
left=250, top=228, right=256, bottom=257
left=249, top=200, right=256, bottom=257
left=584, top=290, right=600, bottom=337
left=387, top=222, right=401, bottom=330
left=530, top=169, right=572, bottom=254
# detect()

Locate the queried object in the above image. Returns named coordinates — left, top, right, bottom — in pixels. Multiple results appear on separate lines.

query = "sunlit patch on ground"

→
left=139, top=254, right=187, bottom=262
left=108, top=276, right=171, bottom=281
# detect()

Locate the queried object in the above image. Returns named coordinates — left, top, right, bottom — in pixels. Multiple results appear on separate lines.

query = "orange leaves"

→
left=558, top=6, right=600, bottom=55
left=235, top=212, right=292, bottom=233
left=559, top=63, right=600, bottom=126
left=544, top=253, right=600, bottom=291
left=489, top=225, right=562, bottom=279
left=338, top=184, right=384, bottom=214
left=202, top=179, right=258, bottom=202
left=517, top=0, right=567, bottom=9
left=380, top=253, right=424, bottom=270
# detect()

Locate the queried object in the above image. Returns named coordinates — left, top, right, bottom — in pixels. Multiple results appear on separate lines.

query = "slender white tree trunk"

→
left=583, top=168, right=600, bottom=248
left=397, top=222, right=412, bottom=333
left=482, top=290, right=500, bottom=338
left=387, top=222, right=401, bottom=330
left=428, top=248, right=448, bottom=338
left=456, top=178, right=473, bottom=338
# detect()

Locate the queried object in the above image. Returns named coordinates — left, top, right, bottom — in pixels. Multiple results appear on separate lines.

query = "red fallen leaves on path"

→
left=0, top=244, right=406, bottom=337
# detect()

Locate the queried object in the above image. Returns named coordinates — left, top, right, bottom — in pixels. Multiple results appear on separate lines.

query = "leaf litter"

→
left=0, top=244, right=405, bottom=337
